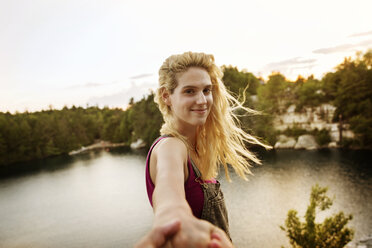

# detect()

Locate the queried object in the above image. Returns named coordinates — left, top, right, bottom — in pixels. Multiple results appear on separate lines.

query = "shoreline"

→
left=68, top=141, right=129, bottom=155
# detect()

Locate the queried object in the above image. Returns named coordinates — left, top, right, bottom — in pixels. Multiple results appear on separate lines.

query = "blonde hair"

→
left=155, top=52, right=271, bottom=181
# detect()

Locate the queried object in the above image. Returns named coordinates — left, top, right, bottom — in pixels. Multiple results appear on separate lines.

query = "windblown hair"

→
left=155, top=51, right=271, bottom=181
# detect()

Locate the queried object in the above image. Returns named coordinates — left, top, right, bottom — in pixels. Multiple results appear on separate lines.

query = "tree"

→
left=219, top=66, right=277, bottom=145
left=293, top=77, right=326, bottom=112
left=257, top=73, right=290, bottom=114
left=321, top=50, right=372, bottom=147
left=131, top=93, right=163, bottom=147
left=280, top=184, right=354, bottom=248
left=222, top=66, right=260, bottom=100
left=118, top=109, right=134, bottom=144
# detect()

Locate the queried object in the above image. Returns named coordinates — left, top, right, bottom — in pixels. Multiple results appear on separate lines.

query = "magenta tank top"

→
left=145, top=136, right=204, bottom=218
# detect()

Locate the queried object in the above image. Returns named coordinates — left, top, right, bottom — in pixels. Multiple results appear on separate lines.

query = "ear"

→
left=162, top=89, right=171, bottom=106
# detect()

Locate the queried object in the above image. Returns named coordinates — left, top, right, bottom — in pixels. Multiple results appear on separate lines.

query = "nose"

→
left=196, top=91, right=207, bottom=104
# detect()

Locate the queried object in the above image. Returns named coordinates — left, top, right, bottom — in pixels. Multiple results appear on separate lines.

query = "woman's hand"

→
left=134, top=220, right=180, bottom=248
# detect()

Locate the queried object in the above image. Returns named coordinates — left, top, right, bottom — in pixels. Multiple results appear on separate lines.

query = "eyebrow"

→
left=181, top=84, right=212, bottom=90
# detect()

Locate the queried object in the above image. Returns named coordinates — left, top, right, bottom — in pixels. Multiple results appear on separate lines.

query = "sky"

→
left=1, top=0, right=371, bottom=113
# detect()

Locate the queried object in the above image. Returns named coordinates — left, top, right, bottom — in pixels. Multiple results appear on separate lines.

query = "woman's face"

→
left=166, top=67, right=213, bottom=130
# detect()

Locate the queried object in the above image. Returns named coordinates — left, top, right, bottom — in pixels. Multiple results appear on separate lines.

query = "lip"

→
left=191, top=108, right=208, bottom=113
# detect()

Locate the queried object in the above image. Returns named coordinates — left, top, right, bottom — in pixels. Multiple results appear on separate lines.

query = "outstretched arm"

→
left=145, top=137, right=233, bottom=248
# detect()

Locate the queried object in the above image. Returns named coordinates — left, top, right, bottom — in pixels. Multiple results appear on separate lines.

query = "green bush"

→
left=314, top=129, right=331, bottom=146
left=282, top=126, right=308, bottom=139
left=280, top=184, right=354, bottom=248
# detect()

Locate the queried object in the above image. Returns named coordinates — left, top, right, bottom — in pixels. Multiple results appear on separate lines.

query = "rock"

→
left=273, top=103, right=340, bottom=132
left=277, top=134, right=288, bottom=141
left=328, top=141, right=338, bottom=148
left=275, top=135, right=296, bottom=149
left=250, top=95, right=258, bottom=103
left=294, top=135, right=319, bottom=150
left=130, top=139, right=146, bottom=149
left=287, top=104, right=296, bottom=113
left=275, top=139, right=296, bottom=149
left=343, top=130, right=355, bottom=139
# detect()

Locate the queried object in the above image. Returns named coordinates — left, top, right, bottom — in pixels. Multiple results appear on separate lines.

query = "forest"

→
left=0, top=51, right=371, bottom=166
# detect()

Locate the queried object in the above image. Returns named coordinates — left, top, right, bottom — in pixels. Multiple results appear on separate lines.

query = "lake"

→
left=0, top=148, right=371, bottom=248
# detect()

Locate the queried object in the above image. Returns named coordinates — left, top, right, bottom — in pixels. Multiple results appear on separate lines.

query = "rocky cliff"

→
left=273, top=104, right=354, bottom=149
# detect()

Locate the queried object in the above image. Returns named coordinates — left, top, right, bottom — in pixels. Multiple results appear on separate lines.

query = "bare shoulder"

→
left=153, top=137, right=188, bottom=158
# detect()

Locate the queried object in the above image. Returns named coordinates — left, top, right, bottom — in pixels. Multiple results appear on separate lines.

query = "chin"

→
left=191, top=118, right=208, bottom=126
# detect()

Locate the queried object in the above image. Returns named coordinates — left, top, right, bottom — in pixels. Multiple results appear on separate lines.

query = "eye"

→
left=184, top=89, right=194, bottom=94
left=203, top=88, right=212, bottom=94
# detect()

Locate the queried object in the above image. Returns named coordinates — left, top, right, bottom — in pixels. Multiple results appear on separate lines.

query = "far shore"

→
left=68, top=141, right=129, bottom=155
left=68, top=139, right=369, bottom=156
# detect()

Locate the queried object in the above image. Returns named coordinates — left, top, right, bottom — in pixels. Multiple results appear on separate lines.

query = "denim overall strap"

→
left=189, top=158, right=231, bottom=240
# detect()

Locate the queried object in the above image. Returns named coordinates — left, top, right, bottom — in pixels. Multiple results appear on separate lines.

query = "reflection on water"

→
left=0, top=148, right=371, bottom=248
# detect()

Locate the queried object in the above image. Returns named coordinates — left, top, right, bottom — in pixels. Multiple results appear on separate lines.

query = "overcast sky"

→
left=1, top=0, right=371, bottom=113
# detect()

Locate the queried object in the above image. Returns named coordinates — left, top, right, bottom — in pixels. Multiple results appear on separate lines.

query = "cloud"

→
left=65, top=81, right=120, bottom=89
left=357, top=39, right=372, bottom=47
left=313, top=39, right=372, bottom=54
left=265, top=57, right=316, bottom=68
left=261, top=57, right=317, bottom=79
left=129, top=73, right=153, bottom=79
left=313, top=44, right=354, bottom=54
left=86, top=81, right=157, bottom=108
left=264, top=57, right=317, bottom=73
left=290, top=64, right=317, bottom=70
left=64, top=73, right=155, bottom=90
left=348, top=30, right=372, bottom=37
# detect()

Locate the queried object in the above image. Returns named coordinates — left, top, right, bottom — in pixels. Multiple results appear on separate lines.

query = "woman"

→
left=136, top=52, right=270, bottom=248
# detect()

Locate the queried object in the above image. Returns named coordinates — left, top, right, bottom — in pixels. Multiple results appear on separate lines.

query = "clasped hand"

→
left=135, top=218, right=233, bottom=248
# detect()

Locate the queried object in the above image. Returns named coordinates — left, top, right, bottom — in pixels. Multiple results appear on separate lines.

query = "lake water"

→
left=0, top=148, right=371, bottom=248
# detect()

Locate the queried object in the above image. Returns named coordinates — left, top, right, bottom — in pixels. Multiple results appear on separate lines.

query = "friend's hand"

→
left=208, top=228, right=234, bottom=248
left=169, top=217, right=233, bottom=248
left=134, top=220, right=181, bottom=248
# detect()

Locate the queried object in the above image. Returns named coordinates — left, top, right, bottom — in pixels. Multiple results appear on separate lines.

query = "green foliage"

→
left=257, top=73, right=291, bottom=114
left=321, top=50, right=372, bottom=147
left=102, top=111, right=123, bottom=142
left=314, top=129, right=331, bottom=146
left=280, top=184, right=354, bottom=248
left=118, top=109, right=133, bottom=144
left=282, top=126, right=308, bottom=139
left=242, top=113, right=278, bottom=146
left=222, top=66, right=260, bottom=98
left=130, top=93, right=163, bottom=147
left=0, top=107, right=124, bottom=166
left=222, top=66, right=276, bottom=146
left=293, top=77, right=327, bottom=112
left=348, top=115, right=372, bottom=147
left=0, top=92, right=164, bottom=166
